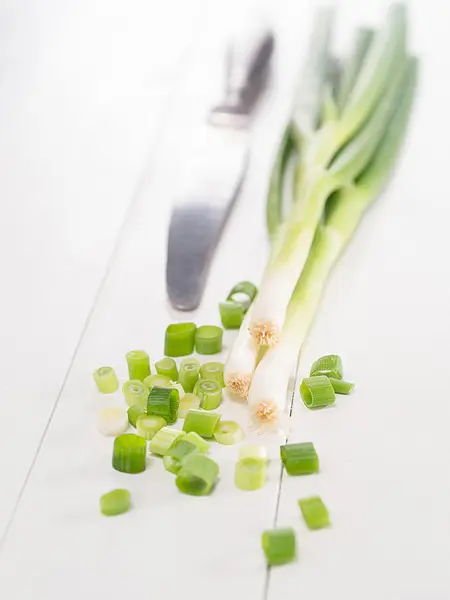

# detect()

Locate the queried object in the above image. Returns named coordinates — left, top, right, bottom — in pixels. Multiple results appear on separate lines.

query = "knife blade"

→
left=166, top=22, right=274, bottom=311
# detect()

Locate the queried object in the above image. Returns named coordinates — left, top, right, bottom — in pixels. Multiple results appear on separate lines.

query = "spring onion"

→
left=199, top=362, right=225, bottom=387
left=235, top=458, right=267, bottom=491
left=267, top=125, right=296, bottom=239
left=247, top=53, right=418, bottom=431
left=100, top=489, right=131, bottom=517
left=261, top=528, right=296, bottom=566
left=178, top=393, right=201, bottom=418
left=112, top=434, right=147, bottom=474
left=300, top=376, right=336, bottom=409
left=183, top=431, right=210, bottom=453
left=183, top=409, right=220, bottom=438
left=195, top=325, right=223, bottom=355
left=97, top=408, right=128, bottom=436
left=298, top=496, right=330, bottom=530
left=176, top=454, right=219, bottom=496
left=238, top=445, right=267, bottom=462
left=127, top=404, right=145, bottom=428
left=165, top=322, right=196, bottom=357
left=178, top=357, right=200, bottom=393
left=93, top=366, right=119, bottom=394
left=122, top=379, right=149, bottom=409
left=149, top=427, right=185, bottom=456
left=126, top=350, right=151, bottom=381
left=155, top=357, right=179, bottom=381
left=219, top=281, right=258, bottom=329
left=224, top=310, right=257, bottom=400
left=136, top=414, right=167, bottom=440
left=310, top=354, right=343, bottom=379
left=197, top=380, right=222, bottom=410
left=329, top=378, right=354, bottom=394
left=163, top=440, right=199, bottom=474
left=280, top=442, right=319, bottom=476
left=147, top=386, right=179, bottom=425
left=213, top=420, right=244, bottom=445
left=143, top=373, right=171, bottom=391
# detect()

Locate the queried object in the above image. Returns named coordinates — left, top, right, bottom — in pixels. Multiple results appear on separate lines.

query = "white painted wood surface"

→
left=0, top=1, right=450, bottom=599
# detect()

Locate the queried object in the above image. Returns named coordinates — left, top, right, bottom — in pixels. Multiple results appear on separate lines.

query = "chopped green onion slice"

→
left=329, top=378, right=354, bottom=394
left=163, top=440, right=199, bottom=474
left=122, top=379, right=148, bottom=409
left=178, top=393, right=201, bottom=418
left=280, top=442, right=319, bottom=476
left=155, top=357, right=179, bottom=381
left=176, top=454, right=219, bottom=496
left=136, top=414, right=167, bottom=440
left=261, top=528, right=296, bottom=566
left=126, top=350, right=151, bottom=382
left=227, top=281, right=258, bottom=308
left=143, top=374, right=171, bottom=392
left=219, top=301, right=244, bottom=329
left=235, top=458, right=267, bottom=491
left=127, top=404, right=145, bottom=428
left=183, top=409, right=220, bottom=438
left=97, top=408, right=128, bottom=437
left=165, top=323, right=196, bottom=357
left=149, top=427, right=185, bottom=456
left=93, top=366, right=119, bottom=394
left=238, top=445, right=268, bottom=462
left=298, top=496, right=330, bottom=530
left=197, top=379, right=222, bottom=410
left=213, top=420, right=244, bottom=445
left=195, top=325, right=223, bottom=355
left=310, top=354, right=343, bottom=380
left=199, top=362, right=225, bottom=387
left=300, top=376, right=336, bottom=409
left=112, top=434, right=147, bottom=474
left=178, top=357, right=200, bottom=393
left=183, top=431, right=210, bottom=453
left=147, top=386, right=179, bottom=425
left=100, top=489, right=131, bottom=516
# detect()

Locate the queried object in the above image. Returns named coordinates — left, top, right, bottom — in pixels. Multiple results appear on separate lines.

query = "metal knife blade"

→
left=166, top=22, right=274, bottom=311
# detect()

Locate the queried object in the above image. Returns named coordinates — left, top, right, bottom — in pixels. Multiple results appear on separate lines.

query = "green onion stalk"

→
left=247, top=54, right=418, bottom=432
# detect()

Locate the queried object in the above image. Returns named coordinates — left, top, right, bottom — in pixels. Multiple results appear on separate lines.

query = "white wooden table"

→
left=1, top=1, right=449, bottom=599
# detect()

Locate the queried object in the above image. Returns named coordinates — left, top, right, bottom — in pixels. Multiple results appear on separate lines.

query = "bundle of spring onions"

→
left=224, top=3, right=418, bottom=431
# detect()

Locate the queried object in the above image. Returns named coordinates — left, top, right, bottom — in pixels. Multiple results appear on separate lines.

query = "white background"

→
left=0, top=1, right=449, bottom=599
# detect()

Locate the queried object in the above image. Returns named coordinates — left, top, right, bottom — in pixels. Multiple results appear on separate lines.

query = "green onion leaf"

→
left=126, top=350, right=151, bottom=382
left=235, top=457, right=267, bottom=491
left=163, top=440, right=199, bottom=474
left=195, top=325, right=223, bottom=355
left=136, top=414, right=167, bottom=440
left=149, top=427, right=185, bottom=456
left=182, top=409, right=220, bottom=438
left=93, top=366, right=119, bottom=394
left=298, top=496, right=330, bottom=530
left=147, top=386, right=179, bottom=425
left=261, top=528, right=296, bottom=566
left=219, top=301, right=245, bottom=329
left=178, top=357, right=200, bottom=393
left=280, top=442, right=319, bottom=476
left=300, top=375, right=336, bottom=409
left=183, top=431, right=210, bottom=453
left=329, top=378, right=354, bottom=395
left=336, top=27, right=374, bottom=113
left=178, top=393, right=201, bottom=418
left=227, top=281, right=258, bottom=309
left=199, top=362, right=225, bottom=387
left=100, top=489, right=131, bottom=516
left=197, top=379, right=222, bottom=410
left=310, top=354, right=343, bottom=379
left=155, top=357, right=179, bottom=381
left=213, top=420, right=244, bottom=445
left=122, top=379, right=149, bottom=409
left=267, top=125, right=296, bottom=238
left=127, top=404, right=145, bottom=428
left=164, top=322, right=196, bottom=357
left=176, top=454, right=219, bottom=496
left=112, top=434, right=147, bottom=474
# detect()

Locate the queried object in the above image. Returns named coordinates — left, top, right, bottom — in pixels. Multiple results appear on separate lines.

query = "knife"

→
left=166, top=22, right=274, bottom=311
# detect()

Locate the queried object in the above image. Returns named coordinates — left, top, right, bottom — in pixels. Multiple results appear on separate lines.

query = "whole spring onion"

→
left=178, top=357, right=200, bottom=393
left=163, top=440, right=199, bottom=474
left=195, top=325, right=223, bottom=355
left=178, top=393, right=201, bottom=418
left=122, top=379, right=149, bottom=409
left=136, top=414, right=167, bottom=440
left=93, top=366, right=119, bottom=394
left=175, top=454, right=219, bottom=496
left=261, top=528, right=296, bottom=566
left=149, top=427, right=185, bottom=456
left=100, top=489, right=131, bottom=517
left=147, top=386, right=179, bottom=425
left=197, top=380, right=222, bottom=410
left=126, top=350, right=151, bottom=382
left=246, top=53, right=418, bottom=431
left=298, top=496, right=330, bottom=530
left=183, top=409, right=220, bottom=438
left=300, top=376, right=336, bottom=409
left=280, top=442, right=319, bottom=476
left=97, top=408, right=128, bottom=437
left=235, top=458, right=267, bottom=491
left=127, top=404, right=145, bottom=428
left=165, top=323, right=196, bottom=357
left=329, top=378, right=354, bottom=394
left=199, top=362, right=225, bottom=387
left=213, top=420, right=244, bottom=445
left=183, top=431, right=210, bottom=453
left=112, top=434, right=147, bottom=474
left=155, top=357, right=179, bottom=381
left=310, top=354, right=343, bottom=379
